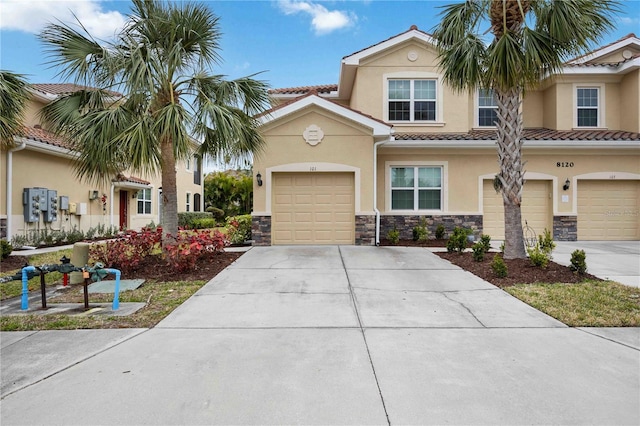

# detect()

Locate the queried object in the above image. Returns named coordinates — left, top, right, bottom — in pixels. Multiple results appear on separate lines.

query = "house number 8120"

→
left=556, top=162, right=574, bottom=168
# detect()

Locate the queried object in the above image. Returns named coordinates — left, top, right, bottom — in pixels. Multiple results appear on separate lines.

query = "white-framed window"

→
left=186, top=156, right=192, bottom=171
left=477, top=88, right=498, bottom=127
left=136, top=188, right=152, bottom=215
left=388, top=79, right=437, bottom=122
left=576, top=87, right=600, bottom=127
left=186, top=192, right=191, bottom=212
left=390, top=166, right=442, bottom=210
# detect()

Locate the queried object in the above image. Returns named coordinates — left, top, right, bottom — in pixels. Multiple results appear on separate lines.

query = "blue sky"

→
left=1, top=0, right=639, bottom=90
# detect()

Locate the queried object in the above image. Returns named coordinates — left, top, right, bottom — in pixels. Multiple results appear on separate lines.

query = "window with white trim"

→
left=137, top=188, right=152, bottom=215
left=186, top=192, right=191, bottom=212
left=186, top=156, right=191, bottom=171
left=388, top=79, right=436, bottom=122
left=391, top=166, right=442, bottom=210
left=478, top=89, right=498, bottom=127
left=576, top=87, right=599, bottom=127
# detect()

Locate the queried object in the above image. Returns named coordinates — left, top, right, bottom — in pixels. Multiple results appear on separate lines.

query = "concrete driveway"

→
left=554, top=241, right=640, bottom=287
left=1, top=246, right=639, bottom=425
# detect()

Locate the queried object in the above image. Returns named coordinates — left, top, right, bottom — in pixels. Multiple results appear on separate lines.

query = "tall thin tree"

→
left=432, top=0, right=620, bottom=258
left=40, top=0, right=270, bottom=242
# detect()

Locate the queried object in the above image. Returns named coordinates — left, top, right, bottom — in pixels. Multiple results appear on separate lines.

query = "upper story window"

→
left=186, top=156, right=192, bottom=171
left=391, top=166, right=442, bottom=210
left=388, top=79, right=436, bottom=122
left=186, top=192, right=191, bottom=212
left=478, top=89, right=498, bottom=127
left=576, top=87, right=599, bottom=127
left=137, top=188, right=152, bottom=215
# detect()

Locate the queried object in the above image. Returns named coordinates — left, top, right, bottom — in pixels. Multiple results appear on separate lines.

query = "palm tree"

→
left=0, top=71, right=29, bottom=150
left=432, top=0, right=620, bottom=258
left=39, top=0, right=270, bottom=243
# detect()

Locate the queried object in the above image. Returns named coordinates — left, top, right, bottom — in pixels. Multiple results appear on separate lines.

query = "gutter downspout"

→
left=373, top=138, right=391, bottom=246
left=6, top=139, right=27, bottom=240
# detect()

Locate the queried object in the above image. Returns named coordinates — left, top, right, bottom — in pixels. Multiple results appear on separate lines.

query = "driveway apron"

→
left=1, top=246, right=638, bottom=425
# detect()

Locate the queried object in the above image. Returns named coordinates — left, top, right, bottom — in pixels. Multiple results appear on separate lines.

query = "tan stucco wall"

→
left=620, top=70, right=640, bottom=132
left=376, top=146, right=639, bottom=216
left=592, top=46, right=640, bottom=64
left=522, top=90, right=544, bottom=128
left=254, top=107, right=376, bottom=214
left=23, top=99, right=47, bottom=128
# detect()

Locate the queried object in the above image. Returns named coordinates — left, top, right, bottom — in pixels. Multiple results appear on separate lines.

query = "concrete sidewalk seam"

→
left=194, top=291, right=350, bottom=296
left=339, top=246, right=391, bottom=426
left=575, top=328, right=640, bottom=352
left=350, top=286, right=498, bottom=294
left=0, top=331, right=37, bottom=349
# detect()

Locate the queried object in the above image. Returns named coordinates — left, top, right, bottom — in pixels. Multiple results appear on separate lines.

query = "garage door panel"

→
left=273, top=172, right=355, bottom=244
left=578, top=180, right=639, bottom=240
left=483, top=180, right=553, bottom=240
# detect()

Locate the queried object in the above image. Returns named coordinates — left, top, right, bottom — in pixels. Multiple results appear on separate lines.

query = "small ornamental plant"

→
left=412, top=217, right=429, bottom=242
left=435, top=224, right=446, bottom=240
left=446, top=227, right=471, bottom=253
left=387, top=227, right=400, bottom=245
left=491, top=254, right=508, bottom=278
left=472, top=242, right=485, bottom=262
left=479, top=234, right=492, bottom=253
left=569, top=249, right=588, bottom=274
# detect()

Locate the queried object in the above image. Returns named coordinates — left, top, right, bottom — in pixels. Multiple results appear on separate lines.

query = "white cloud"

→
left=0, top=0, right=126, bottom=39
left=277, top=0, right=356, bottom=35
left=618, top=16, right=640, bottom=26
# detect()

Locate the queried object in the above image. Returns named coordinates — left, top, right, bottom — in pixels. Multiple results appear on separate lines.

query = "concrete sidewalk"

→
left=1, top=246, right=639, bottom=425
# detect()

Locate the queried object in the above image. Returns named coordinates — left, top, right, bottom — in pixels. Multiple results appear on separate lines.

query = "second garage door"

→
left=483, top=179, right=553, bottom=239
left=577, top=180, right=639, bottom=240
left=272, top=172, right=355, bottom=245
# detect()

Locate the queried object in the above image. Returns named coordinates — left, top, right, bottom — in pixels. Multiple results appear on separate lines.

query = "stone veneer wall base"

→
left=251, top=216, right=272, bottom=246
left=553, top=215, right=577, bottom=241
left=380, top=215, right=483, bottom=241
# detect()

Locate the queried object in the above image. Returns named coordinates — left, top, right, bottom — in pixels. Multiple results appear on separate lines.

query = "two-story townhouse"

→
left=1, top=83, right=204, bottom=241
left=252, top=26, right=640, bottom=246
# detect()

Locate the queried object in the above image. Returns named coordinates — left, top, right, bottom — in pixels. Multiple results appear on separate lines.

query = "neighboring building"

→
left=253, top=27, right=640, bottom=245
left=1, top=83, right=203, bottom=240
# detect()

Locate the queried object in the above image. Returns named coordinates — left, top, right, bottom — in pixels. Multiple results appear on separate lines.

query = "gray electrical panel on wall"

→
left=22, top=188, right=48, bottom=223
left=44, top=190, right=58, bottom=222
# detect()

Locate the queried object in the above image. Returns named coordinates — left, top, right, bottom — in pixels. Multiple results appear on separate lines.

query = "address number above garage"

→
left=303, top=124, right=324, bottom=146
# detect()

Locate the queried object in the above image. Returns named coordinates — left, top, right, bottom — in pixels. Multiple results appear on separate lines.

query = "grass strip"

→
left=506, top=280, right=640, bottom=327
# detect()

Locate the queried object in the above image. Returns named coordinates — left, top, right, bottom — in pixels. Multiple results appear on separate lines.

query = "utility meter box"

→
left=68, top=202, right=77, bottom=214
left=76, top=203, right=87, bottom=215
left=59, top=196, right=70, bottom=211
left=22, top=188, right=48, bottom=223
left=44, top=190, right=58, bottom=222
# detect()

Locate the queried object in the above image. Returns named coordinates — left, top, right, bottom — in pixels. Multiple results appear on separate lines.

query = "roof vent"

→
left=622, top=50, right=633, bottom=59
left=410, top=25, right=418, bottom=30
left=34, top=124, right=42, bottom=129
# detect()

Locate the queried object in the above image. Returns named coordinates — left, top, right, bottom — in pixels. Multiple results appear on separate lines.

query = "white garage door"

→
left=577, top=180, right=639, bottom=240
left=483, top=180, right=553, bottom=240
left=272, top=172, right=355, bottom=245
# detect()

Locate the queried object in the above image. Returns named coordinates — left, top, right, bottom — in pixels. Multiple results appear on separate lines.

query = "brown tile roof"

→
left=30, top=83, right=122, bottom=98
left=394, top=128, right=640, bottom=141
left=21, top=125, right=73, bottom=149
left=269, top=84, right=338, bottom=95
left=113, top=174, right=151, bottom=185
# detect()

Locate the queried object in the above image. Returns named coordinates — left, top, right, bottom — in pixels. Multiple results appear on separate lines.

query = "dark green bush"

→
left=527, top=245, right=550, bottom=268
left=472, top=242, right=485, bottom=262
left=206, top=206, right=225, bottom=220
left=569, top=249, right=587, bottom=274
left=387, top=227, right=400, bottom=245
left=491, top=254, right=508, bottom=278
left=480, top=234, right=491, bottom=253
left=435, top=224, right=446, bottom=240
left=1, top=240, right=13, bottom=260
left=538, top=228, right=556, bottom=257
left=178, top=212, right=214, bottom=229
left=412, top=217, right=429, bottom=242
left=192, top=218, right=218, bottom=229
left=446, top=227, right=471, bottom=253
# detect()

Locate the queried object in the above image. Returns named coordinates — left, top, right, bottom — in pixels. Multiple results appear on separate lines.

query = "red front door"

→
left=119, top=191, right=128, bottom=230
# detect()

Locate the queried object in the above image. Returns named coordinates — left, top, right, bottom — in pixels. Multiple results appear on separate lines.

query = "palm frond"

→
left=0, top=71, right=29, bottom=149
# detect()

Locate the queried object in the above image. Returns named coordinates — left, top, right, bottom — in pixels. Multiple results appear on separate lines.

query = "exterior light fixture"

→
left=256, top=172, right=263, bottom=187
left=563, top=178, right=570, bottom=191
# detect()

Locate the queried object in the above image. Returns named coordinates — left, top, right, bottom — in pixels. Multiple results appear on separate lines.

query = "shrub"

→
left=206, top=206, right=225, bottom=221
left=435, top=224, right=446, bottom=240
left=226, top=214, right=252, bottom=244
left=178, top=212, right=214, bottom=229
left=89, top=226, right=163, bottom=273
left=192, top=218, right=218, bottom=229
left=472, top=242, right=485, bottom=262
left=446, top=227, right=471, bottom=253
left=412, top=217, right=429, bottom=242
left=1, top=240, right=13, bottom=260
left=569, top=249, right=588, bottom=274
left=527, top=245, right=550, bottom=268
left=491, top=254, right=508, bottom=278
left=387, top=227, right=400, bottom=245
left=164, top=229, right=227, bottom=272
left=538, top=228, right=556, bottom=258
left=479, top=234, right=491, bottom=253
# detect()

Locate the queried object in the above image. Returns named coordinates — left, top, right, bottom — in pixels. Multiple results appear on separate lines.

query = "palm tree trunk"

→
left=160, top=137, right=179, bottom=244
left=495, top=87, right=527, bottom=259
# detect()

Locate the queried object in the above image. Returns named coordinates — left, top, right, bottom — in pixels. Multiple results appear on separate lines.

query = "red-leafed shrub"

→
left=89, top=226, right=163, bottom=273
left=163, top=229, right=228, bottom=272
